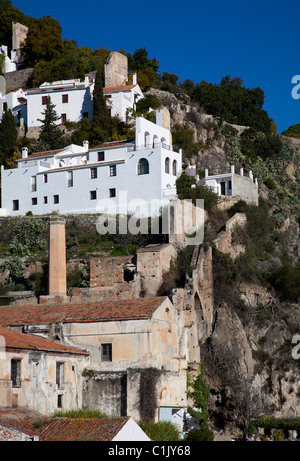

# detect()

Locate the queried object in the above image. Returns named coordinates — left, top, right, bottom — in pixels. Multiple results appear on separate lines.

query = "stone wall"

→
left=214, top=212, right=247, bottom=259
left=233, top=173, right=258, bottom=206
left=136, top=243, right=177, bottom=297
left=104, top=52, right=128, bottom=88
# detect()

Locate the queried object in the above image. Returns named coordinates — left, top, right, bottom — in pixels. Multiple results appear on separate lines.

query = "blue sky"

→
left=11, top=0, right=300, bottom=133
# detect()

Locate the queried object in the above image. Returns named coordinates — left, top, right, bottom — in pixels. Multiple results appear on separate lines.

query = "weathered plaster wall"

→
left=104, top=52, right=128, bottom=88
left=0, top=349, right=88, bottom=415
left=233, top=174, right=258, bottom=206
left=136, top=243, right=177, bottom=297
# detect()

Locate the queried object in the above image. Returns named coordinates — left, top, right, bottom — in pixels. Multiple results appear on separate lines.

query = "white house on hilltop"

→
left=0, top=110, right=182, bottom=217
left=197, top=165, right=258, bottom=205
left=26, top=76, right=95, bottom=129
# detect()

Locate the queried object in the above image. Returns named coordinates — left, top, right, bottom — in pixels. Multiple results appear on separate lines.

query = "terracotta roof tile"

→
left=0, top=408, right=50, bottom=438
left=0, top=325, right=88, bottom=355
left=90, top=139, right=134, bottom=150
left=103, top=84, right=137, bottom=93
left=42, top=159, right=125, bottom=173
left=17, top=148, right=65, bottom=161
left=0, top=297, right=167, bottom=327
left=39, top=416, right=130, bottom=441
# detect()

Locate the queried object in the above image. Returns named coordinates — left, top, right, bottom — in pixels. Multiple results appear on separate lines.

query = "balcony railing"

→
left=127, top=142, right=171, bottom=152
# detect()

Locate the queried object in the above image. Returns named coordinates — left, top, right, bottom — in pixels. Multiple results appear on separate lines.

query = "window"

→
left=13, top=200, right=19, bottom=211
left=62, top=94, right=68, bottom=103
left=109, top=165, right=116, bottom=177
left=91, top=167, right=97, bottom=179
left=109, top=188, right=116, bottom=198
left=90, top=190, right=97, bottom=200
left=61, top=113, right=67, bottom=124
left=138, top=158, right=149, bottom=175
left=31, top=176, right=37, bottom=192
left=98, top=151, right=105, bottom=161
left=67, top=171, right=73, bottom=187
left=53, top=195, right=59, bottom=204
left=43, top=174, right=48, bottom=183
left=44, top=196, right=48, bottom=204
left=165, top=157, right=170, bottom=174
left=56, top=362, right=64, bottom=389
left=101, top=343, right=112, bottom=361
left=42, top=96, right=47, bottom=105
left=57, top=395, right=63, bottom=408
left=11, top=359, right=21, bottom=387
left=32, top=197, right=37, bottom=205
left=3, top=102, right=7, bottom=112
left=173, top=160, right=177, bottom=176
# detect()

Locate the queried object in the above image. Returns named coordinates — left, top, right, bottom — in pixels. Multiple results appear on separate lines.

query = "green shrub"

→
left=264, top=176, right=277, bottom=190
left=176, top=174, right=219, bottom=212
left=227, top=200, right=249, bottom=217
left=136, top=94, right=161, bottom=113
left=270, top=262, right=300, bottom=302
left=188, top=427, right=214, bottom=441
left=139, top=421, right=181, bottom=441
left=51, top=409, right=108, bottom=418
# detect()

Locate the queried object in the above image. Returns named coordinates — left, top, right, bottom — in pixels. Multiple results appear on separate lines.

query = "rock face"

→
left=148, top=87, right=300, bottom=438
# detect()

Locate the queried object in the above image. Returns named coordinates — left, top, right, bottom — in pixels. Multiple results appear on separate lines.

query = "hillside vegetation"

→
left=1, top=0, right=300, bottom=439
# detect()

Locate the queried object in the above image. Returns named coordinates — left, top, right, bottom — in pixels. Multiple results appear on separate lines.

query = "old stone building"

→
left=0, top=325, right=89, bottom=415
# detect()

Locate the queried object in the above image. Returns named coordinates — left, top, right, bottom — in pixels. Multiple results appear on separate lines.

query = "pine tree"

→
left=93, top=68, right=112, bottom=134
left=0, top=109, right=18, bottom=166
left=37, top=97, right=66, bottom=150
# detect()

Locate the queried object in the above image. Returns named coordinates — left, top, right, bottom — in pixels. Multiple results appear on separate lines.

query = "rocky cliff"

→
left=149, top=87, right=300, bottom=439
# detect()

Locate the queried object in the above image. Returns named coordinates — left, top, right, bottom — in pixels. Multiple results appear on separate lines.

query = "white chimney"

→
left=22, top=147, right=28, bottom=159
left=132, top=73, right=137, bottom=85
left=83, top=140, right=89, bottom=152
left=84, top=74, right=89, bottom=87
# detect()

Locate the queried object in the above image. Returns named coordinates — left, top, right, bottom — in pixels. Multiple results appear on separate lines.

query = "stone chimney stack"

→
left=48, top=216, right=67, bottom=297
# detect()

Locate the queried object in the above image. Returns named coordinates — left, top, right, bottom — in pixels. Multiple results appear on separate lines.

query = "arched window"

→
left=165, top=157, right=170, bottom=174
left=173, top=160, right=177, bottom=176
left=144, top=132, right=150, bottom=147
left=153, top=135, right=159, bottom=147
left=138, top=158, right=149, bottom=175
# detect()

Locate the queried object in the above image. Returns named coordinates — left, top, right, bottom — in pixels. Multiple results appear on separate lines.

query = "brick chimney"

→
left=48, top=216, right=67, bottom=297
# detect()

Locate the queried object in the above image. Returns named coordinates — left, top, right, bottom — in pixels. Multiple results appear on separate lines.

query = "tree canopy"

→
left=37, top=96, right=66, bottom=150
left=191, top=76, right=272, bottom=134
left=0, top=108, right=18, bottom=167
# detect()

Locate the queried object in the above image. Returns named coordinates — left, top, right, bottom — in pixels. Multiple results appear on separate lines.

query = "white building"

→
left=103, top=79, right=143, bottom=122
left=0, top=87, right=27, bottom=127
left=197, top=165, right=258, bottom=205
left=26, top=76, right=95, bottom=128
left=0, top=111, right=182, bottom=217
left=0, top=45, right=17, bottom=73
left=24, top=75, right=143, bottom=131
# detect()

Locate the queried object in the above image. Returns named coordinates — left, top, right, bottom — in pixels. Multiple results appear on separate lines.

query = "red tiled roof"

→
left=0, top=408, right=50, bottom=438
left=0, top=325, right=88, bottom=355
left=103, top=84, right=137, bottom=93
left=91, top=139, right=134, bottom=150
left=17, top=148, right=65, bottom=161
left=42, top=159, right=125, bottom=174
left=0, top=297, right=167, bottom=327
left=39, top=416, right=130, bottom=441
